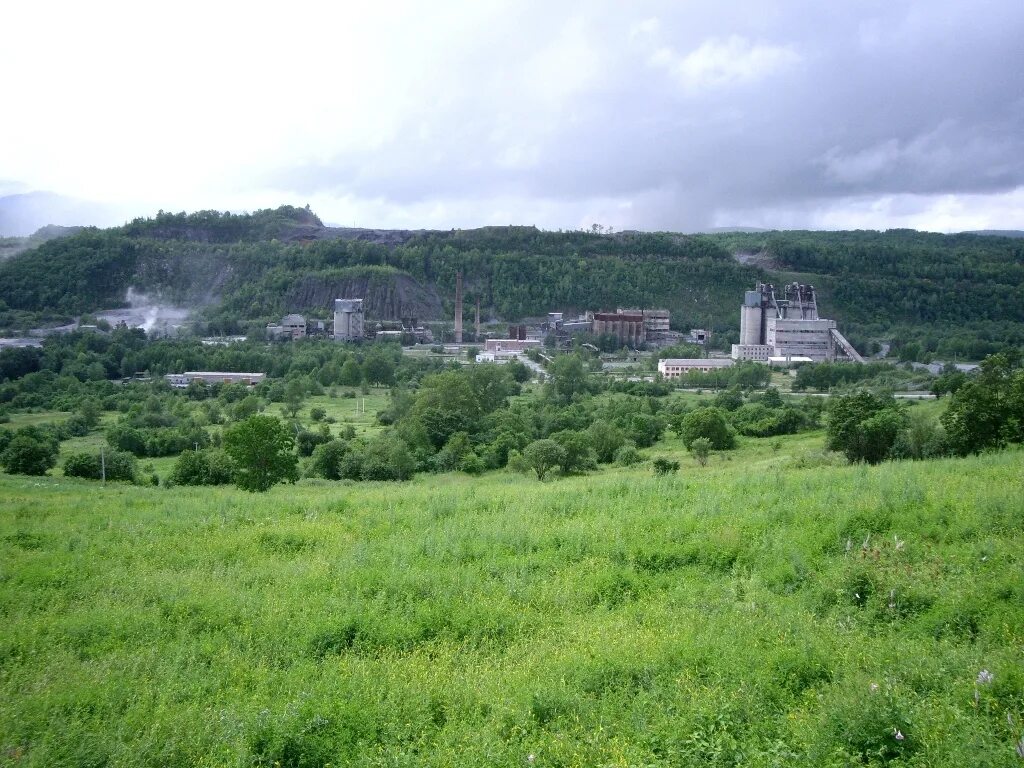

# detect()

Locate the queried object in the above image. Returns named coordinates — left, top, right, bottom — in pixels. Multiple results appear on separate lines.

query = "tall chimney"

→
left=475, top=296, right=481, bottom=340
left=454, top=271, right=463, bottom=343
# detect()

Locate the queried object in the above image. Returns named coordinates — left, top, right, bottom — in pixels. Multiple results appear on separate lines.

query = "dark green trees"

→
left=826, top=391, right=907, bottom=464
left=0, top=428, right=59, bottom=476
left=677, top=408, right=735, bottom=450
left=940, top=354, right=1024, bottom=454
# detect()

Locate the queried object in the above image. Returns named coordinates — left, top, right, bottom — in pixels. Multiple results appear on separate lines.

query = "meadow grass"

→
left=1, top=444, right=1022, bottom=766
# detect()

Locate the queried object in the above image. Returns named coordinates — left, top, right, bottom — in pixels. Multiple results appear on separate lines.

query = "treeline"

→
left=824, top=353, right=1024, bottom=464
left=0, top=333, right=444, bottom=409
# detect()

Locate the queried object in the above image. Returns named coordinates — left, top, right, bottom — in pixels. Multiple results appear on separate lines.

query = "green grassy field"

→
left=2, top=438, right=1022, bottom=766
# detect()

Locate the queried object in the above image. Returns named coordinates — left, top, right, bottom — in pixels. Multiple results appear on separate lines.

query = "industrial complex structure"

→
left=333, top=299, right=365, bottom=342
left=731, top=282, right=863, bottom=363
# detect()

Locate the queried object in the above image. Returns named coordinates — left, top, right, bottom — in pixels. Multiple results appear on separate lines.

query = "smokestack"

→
left=455, top=271, right=463, bottom=344
left=475, top=296, right=480, bottom=340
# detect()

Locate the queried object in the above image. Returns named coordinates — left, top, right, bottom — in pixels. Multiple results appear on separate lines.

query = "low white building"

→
left=166, top=371, right=266, bottom=388
left=657, top=358, right=735, bottom=378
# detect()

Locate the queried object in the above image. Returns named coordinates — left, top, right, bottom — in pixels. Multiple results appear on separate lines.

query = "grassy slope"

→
left=1, top=440, right=1022, bottom=766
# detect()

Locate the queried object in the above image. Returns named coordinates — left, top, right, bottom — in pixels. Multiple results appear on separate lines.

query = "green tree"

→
left=223, top=415, right=299, bottom=492
left=339, top=358, right=363, bottom=387
left=587, top=421, right=625, bottom=463
left=546, top=355, right=589, bottom=405
left=307, top=439, right=349, bottom=480
left=826, top=391, right=906, bottom=464
left=689, top=437, right=712, bottom=467
left=678, top=407, right=736, bottom=450
left=1, top=434, right=58, bottom=475
left=551, top=430, right=597, bottom=475
left=941, top=355, right=1023, bottom=455
left=522, top=439, right=565, bottom=480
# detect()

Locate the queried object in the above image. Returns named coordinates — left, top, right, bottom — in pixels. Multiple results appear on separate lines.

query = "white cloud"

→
left=649, top=35, right=800, bottom=91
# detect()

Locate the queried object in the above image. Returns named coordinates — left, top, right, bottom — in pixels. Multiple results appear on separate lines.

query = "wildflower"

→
left=893, top=729, right=904, bottom=741
left=893, top=534, right=905, bottom=551
left=527, top=754, right=535, bottom=764
left=870, top=683, right=879, bottom=692
left=977, top=669, right=993, bottom=685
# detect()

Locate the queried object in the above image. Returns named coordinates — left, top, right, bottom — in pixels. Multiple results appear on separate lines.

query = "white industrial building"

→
left=334, top=299, right=365, bottom=341
left=166, top=372, right=265, bottom=388
left=731, top=283, right=863, bottom=363
left=657, top=358, right=735, bottom=378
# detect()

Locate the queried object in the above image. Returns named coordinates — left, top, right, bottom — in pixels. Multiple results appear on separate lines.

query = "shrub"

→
left=678, top=407, right=736, bottom=450
left=689, top=437, right=712, bottom=467
left=613, top=441, right=641, bottom=466
left=522, top=439, right=565, bottom=480
left=64, top=450, right=137, bottom=482
left=0, top=429, right=59, bottom=476
left=827, top=391, right=907, bottom=464
left=170, top=448, right=236, bottom=486
left=307, top=439, right=349, bottom=480
left=652, top=457, right=680, bottom=475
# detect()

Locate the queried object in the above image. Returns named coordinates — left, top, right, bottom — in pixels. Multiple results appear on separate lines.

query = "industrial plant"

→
left=731, top=282, right=863, bottom=364
left=260, top=277, right=863, bottom=377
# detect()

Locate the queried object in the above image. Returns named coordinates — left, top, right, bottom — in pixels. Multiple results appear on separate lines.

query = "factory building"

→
left=619, top=308, right=670, bottom=335
left=593, top=311, right=646, bottom=347
left=657, top=358, right=735, bottom=378
left=266, top=314, right=307, bottom=341
left=732, top=282, right=863, bottom=363
left=166, top=372, right=265, bottom=388
left=334, top=299, right=365, bottom=341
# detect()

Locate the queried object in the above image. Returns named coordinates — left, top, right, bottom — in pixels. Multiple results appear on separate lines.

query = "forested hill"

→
left=1, top=206, right=1022, bottom=358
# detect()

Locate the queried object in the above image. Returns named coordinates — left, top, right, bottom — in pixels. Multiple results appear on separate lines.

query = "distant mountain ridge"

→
left=0, top=191, right=121, bottom=237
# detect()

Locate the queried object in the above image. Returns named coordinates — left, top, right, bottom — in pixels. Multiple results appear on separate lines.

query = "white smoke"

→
left=96, top=288, right=190, bottom=336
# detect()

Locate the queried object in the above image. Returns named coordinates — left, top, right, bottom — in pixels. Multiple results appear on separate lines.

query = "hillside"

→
left=1, top=207, right=1023, bottom=357
left=1, top=448, right=1022, bottom=765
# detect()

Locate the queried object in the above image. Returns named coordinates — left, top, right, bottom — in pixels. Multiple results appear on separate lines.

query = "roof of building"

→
left=660, top=358, right=734, bottom=367
left=182, top=371, right=266, bottom=377
left=281, top=314, right=306, bottom=325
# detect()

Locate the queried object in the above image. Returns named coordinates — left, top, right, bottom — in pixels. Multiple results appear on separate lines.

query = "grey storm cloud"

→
left=3, top=0, right=1022, bottom=233
left=269, top=0, right=1024, bottom=230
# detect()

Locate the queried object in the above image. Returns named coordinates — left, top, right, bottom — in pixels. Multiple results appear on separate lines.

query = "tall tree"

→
left=223, top=415, right=299, bottom=492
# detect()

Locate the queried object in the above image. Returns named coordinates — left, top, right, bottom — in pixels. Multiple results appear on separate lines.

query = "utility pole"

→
left=100, top=447, right=106, bottom=484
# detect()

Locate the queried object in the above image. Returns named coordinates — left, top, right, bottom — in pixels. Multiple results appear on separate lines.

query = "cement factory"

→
left=731, top=282, right=863, bottom=364
left=265, top=275, right=863, bottom=374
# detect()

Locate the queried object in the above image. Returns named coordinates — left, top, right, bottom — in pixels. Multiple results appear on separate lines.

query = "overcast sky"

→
left=2, top=0, right=1023, bottom=233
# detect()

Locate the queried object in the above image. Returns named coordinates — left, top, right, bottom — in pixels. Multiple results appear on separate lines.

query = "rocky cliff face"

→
left=286, top=272, right=443, bottom=320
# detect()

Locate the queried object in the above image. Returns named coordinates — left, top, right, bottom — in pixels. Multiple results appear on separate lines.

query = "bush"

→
left=678, top=407, right=736, bottom=450
left=170, top=448, right=237, bottom=486
left=827, top=391, right=907, bottom=464
left=652, top=457, right=680, bottom=475
left=64, top=450, right=137, bottom=482
left=613, top=441, right=641, bottom=466
left=522, top=439, right=565, bottom=480
left=0, top=429, right=59, bottom=476
left=307, top=439, right=349, bottom=480
left=297, top=427, right=331, bottom=457
left=689, top=437, right=712, bottom=467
